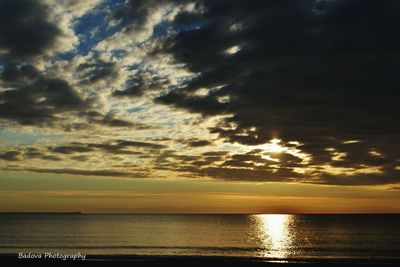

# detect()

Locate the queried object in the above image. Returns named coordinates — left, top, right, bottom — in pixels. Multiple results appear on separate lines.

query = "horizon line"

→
left=1, top=211, right=400, bottom=215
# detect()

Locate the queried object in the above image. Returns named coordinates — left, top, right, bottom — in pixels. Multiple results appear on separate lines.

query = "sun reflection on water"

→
left=251, top=214, right=293, bottom=259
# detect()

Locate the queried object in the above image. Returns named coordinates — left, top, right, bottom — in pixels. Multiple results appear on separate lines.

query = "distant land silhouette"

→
left=0, top=211, right=82, bottom=215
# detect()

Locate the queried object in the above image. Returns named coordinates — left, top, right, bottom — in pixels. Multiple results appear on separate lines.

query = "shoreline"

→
left=2, top=253, right=400, bottom=266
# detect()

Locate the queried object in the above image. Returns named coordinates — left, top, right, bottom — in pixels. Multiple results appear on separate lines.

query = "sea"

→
left=0, top=214, right=399, bottom=261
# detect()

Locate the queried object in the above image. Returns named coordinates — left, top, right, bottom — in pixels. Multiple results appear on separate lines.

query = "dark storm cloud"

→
left=49, top=144, right=94, bottom=154
left=112, top=81, right=144, bottom=97
left=91, top=116, right=136, bottom=128
left=116, top=0, right=400, bottom=185
left=176, top=138, right=212, bottom=147
left=154, top=149, right=304, bottom=182
left=316, top=171, right=400, bottom=186
left=113, top=71, right=169, bottom=97
left=114, top=140, right=167, bottom=150
left=113, top=0, right=187, bottom=32
left=47, top=140, right=167, bottom=157
left=1, top=138, right=168, bottom=169
left=70, top=155, right=90, bottom=162
left=155, top=90, right=228, bottom=115
left=0, top=148, right=62, bottom=162
left=1, top=64, right=40, bottom=82
left=191, top=167, right=301, bottom=182
left=0, top=64, right=89, bottom=125
left=0, top=65, right=142, bottom=129
left=24, top=147, right=61, bottom=161
left=0, top=151, right=21, bottom=161
left=77, top=61, right=118, bottom=84
left=0, top=0, right=102, bottom=129
left=23, top=168, right=139, bottom=178
left=0, top=0, right=60, bottom=58
left=80, top=111, right=151, bottom=129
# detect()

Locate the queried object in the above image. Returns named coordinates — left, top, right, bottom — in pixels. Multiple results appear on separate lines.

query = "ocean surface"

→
left=0, top=214, right=399, bottom=261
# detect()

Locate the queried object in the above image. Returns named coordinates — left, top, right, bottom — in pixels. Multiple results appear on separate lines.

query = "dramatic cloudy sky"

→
left=1, top=0, right=399, bottom=213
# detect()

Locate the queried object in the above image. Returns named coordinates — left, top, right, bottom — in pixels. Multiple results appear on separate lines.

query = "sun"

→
left=258, top=139, right=286, bottom=153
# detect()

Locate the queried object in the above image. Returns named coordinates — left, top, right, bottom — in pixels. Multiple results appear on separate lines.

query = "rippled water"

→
left=0, top=214, right=399, bottom=260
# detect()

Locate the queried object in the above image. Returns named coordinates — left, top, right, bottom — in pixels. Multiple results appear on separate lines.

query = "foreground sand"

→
left=2, top=254, right=400, bottom=267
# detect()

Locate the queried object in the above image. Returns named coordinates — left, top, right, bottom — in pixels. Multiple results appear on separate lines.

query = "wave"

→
left=1, top=245, right=400, bottom=254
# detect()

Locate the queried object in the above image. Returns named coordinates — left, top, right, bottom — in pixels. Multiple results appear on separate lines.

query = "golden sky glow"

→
left=1, top=171, right=399, bottom=213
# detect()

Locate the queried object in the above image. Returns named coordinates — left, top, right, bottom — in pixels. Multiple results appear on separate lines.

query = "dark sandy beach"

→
left=2, top=254, right=400, bottom=267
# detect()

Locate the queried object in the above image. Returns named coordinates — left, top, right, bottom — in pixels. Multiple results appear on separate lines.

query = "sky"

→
left=0, top=0, right=399, bottom=213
